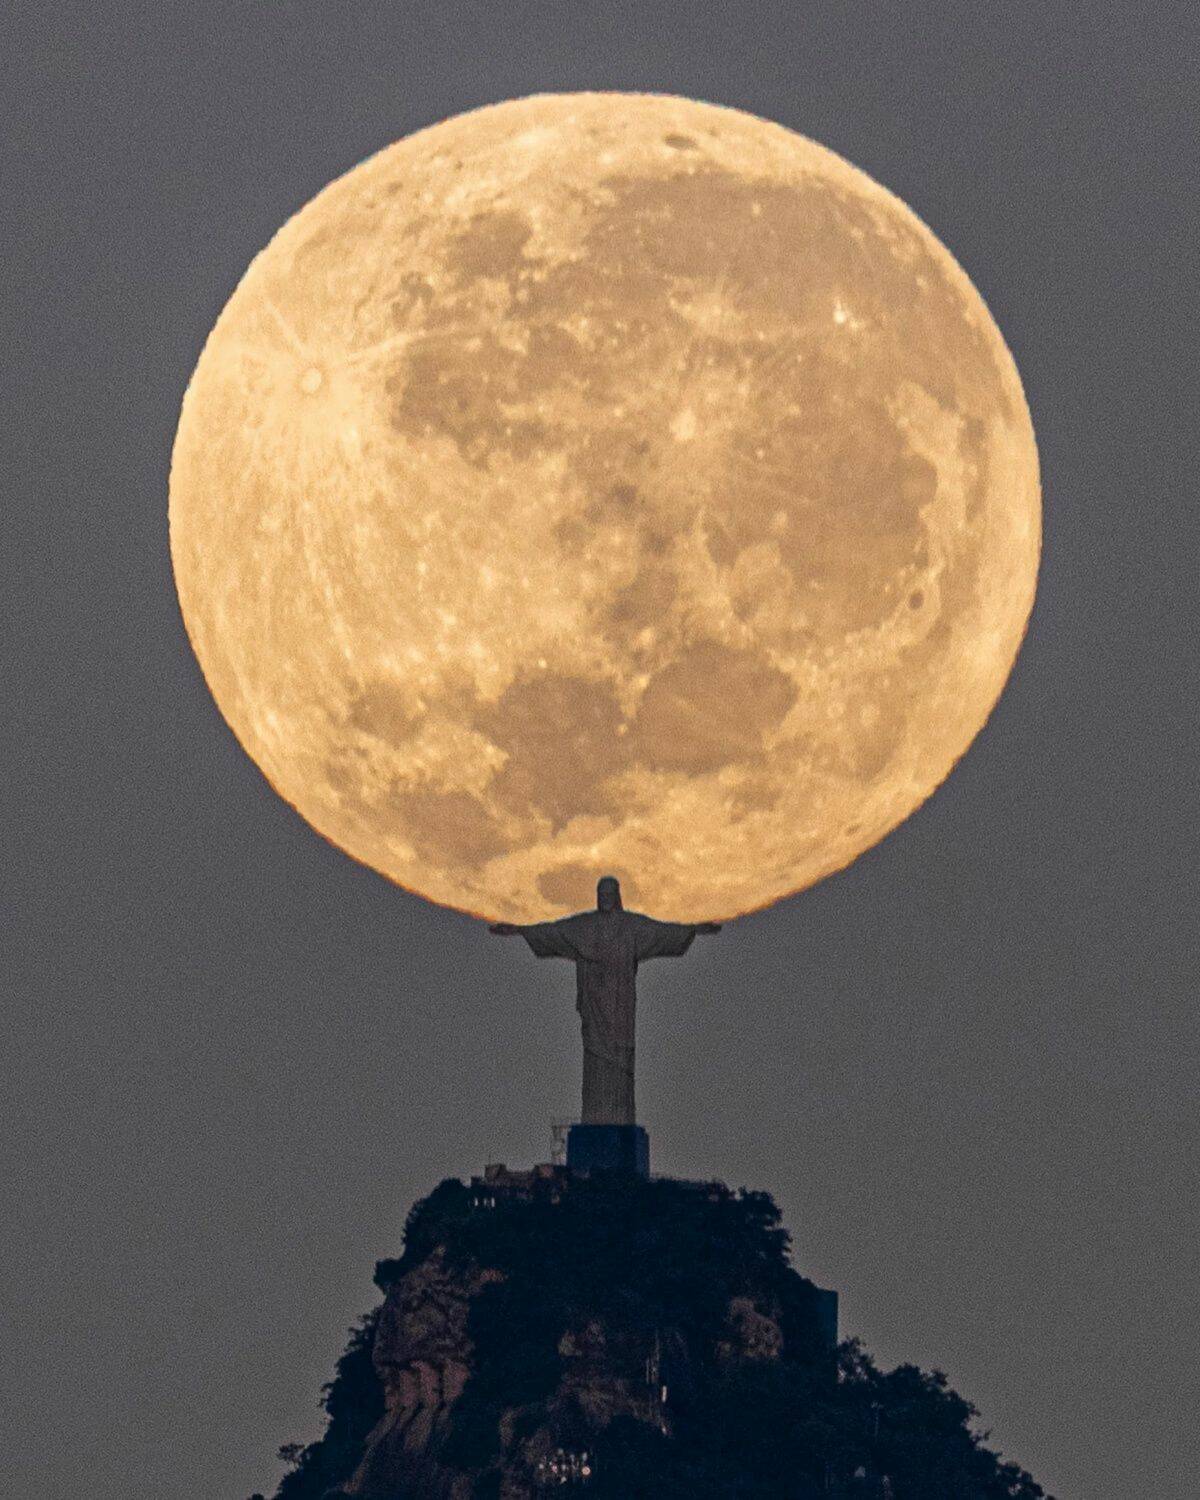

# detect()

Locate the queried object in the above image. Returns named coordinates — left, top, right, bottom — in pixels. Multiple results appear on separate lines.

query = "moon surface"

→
left=169, top=93, right=1040, bottom=923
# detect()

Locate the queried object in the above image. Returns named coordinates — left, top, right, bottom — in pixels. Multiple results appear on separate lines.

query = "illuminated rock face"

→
left=170, top=92, right=1040, bottom=925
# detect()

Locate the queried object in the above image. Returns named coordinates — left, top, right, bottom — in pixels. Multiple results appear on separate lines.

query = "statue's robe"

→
left=516, top=909, right=700, bottom=1125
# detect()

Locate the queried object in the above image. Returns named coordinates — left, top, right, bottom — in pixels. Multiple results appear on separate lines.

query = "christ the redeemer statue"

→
left=490, top=875, right=720, bottom=1127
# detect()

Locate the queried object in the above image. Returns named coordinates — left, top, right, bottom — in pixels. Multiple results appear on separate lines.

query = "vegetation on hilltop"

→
left=261, top=1176, right=1048, bottom=1500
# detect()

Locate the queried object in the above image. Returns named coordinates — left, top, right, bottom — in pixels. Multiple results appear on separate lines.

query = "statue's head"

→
left=596, top=875, right=623, bottom=912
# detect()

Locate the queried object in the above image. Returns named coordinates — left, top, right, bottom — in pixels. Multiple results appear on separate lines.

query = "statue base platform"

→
left=567, top=1123, right=649, bottom=1177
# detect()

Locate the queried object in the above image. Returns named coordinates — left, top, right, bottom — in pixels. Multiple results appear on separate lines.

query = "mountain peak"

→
left=260, top=1169, right=1047, bottom=1499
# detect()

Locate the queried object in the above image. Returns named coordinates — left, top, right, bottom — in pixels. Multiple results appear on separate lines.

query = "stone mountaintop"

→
left=253, top=1167, right=1049, bottom=1500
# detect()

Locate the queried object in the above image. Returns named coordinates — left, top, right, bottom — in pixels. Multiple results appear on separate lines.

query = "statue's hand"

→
left=489, top=922, right=519, bottom=935
left=696, top=921, right=722, bottom=935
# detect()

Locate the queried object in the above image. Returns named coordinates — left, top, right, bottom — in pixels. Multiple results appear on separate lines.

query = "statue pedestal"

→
left=567, top=1123, right=650, bottom=1177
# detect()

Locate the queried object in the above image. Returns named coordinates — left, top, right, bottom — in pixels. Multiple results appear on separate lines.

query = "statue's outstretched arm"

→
left=635, top=914, right=719, bottom=960
left=488, top=917, right=592, bottom=961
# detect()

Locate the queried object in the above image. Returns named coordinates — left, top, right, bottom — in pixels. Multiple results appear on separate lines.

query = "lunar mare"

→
left=169, top=93, right=1040, bottom=923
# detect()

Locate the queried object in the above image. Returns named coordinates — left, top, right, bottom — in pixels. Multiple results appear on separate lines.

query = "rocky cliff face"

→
left=345, top=1247, right=499, bottom=1499
left=266, top=1170, right=1049, bottom=1500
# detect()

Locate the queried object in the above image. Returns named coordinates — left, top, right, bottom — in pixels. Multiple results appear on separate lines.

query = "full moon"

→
left=170, top=93, right=1039, bottom=923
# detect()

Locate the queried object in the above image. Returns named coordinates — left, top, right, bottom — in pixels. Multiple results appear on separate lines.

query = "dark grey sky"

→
left=5, top=5, right=1197, bottom=1498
